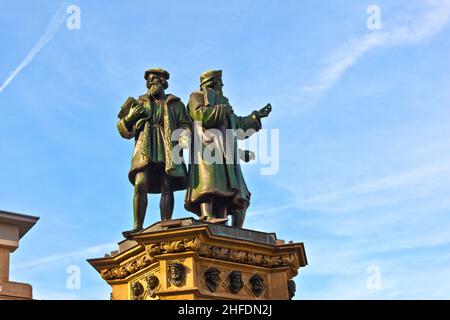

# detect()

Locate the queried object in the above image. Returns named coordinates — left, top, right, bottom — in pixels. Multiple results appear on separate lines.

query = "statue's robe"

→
left=184, top=88, right=261, bottom=216
left=117, top=93, right=190, bottom=193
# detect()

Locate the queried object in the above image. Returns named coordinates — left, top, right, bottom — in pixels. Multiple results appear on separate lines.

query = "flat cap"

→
left=168, top=262, right=185, bottom=270
left=200, top=69, right=222, bottom=86
left=144, top=68, right=170, bottom=81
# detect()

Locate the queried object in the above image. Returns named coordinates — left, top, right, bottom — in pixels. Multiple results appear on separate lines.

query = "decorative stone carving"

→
left=288, top=279, right=296, bottom=300
left=183, top=237, right=202, bottom=251
left=204, top=267, right=221, bottom=292
left=161, top=240, right=185, bottom=253
left=100, top=237, right=299, bottom=281
left=100, top=253, right=154, bottom=280
left=168, top=262, right=186, bottom=287
left=249, top=274, right=265, bottom=297
left=146, top=243, right=162, bottom=256
left=228, top=270, right=243, bottom=294
left=131, top=281, right=144, bottom=300
left=88, top=220, right=308, bottom=300
left=146, top=275, right=160, bottom=298
left=145, top=238, right=202, bottom=257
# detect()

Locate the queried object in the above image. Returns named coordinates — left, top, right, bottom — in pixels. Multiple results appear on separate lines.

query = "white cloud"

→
left=298, top=0, right=450, bottom=100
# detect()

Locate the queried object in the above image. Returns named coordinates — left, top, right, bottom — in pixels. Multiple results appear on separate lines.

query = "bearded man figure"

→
left=184, top=70, right=272, bottom=227
left=118, top=68, right=190, bottom=238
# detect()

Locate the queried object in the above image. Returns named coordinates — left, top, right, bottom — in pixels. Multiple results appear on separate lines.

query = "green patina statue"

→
left=118, top=68, right=271, bottom=234
left=117, top=68, right=190, bottom=238
left=184, top=70, right=272, bottom=227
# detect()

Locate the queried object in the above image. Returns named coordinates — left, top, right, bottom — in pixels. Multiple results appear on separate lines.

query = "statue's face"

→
left=255, top=278, right=263, bottom=288
left=131, top=282, right=143, bottom=295
left=147, top=276, right=158, bottom=289
left=228, top=271, right=243, bottom=293
left=147, top=74, right=165, bottom=97
left=288, top=280, right=296, bottom=299
left=204, top=77, right=223, bottom=94
left=252, top=278, right=264, bottom=292
left=170, top=266, right=183, bottom=280
left=231, top=274, right=242, bottom=288
left=206, top=272, right=220, bottom=285
left=213, top=78, right=224, bottom=93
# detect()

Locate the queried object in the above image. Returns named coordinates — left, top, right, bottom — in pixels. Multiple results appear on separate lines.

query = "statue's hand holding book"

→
left=126, top=104, right=146, bottom=124
left=118, top=97, right=150, bottom=128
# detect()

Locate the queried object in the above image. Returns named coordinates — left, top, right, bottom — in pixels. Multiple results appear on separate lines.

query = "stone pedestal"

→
left=0, top=210, right=39, bottom=300
left=88, top=218, right=307, bottom=300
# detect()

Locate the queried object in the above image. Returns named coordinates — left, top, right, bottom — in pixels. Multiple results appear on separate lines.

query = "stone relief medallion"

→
left=146, top=274, right=160, bottom=298
left=168, top=261, right=186, bottom=287
left=249, top=274, right=265, bottom=297
left=130, top=281, right=145, bottom=300
left=228, top=270, right=244, bottom=294
left=204, top=267, right=221, bottom=293
left=288, top=279, right=296, bottom=300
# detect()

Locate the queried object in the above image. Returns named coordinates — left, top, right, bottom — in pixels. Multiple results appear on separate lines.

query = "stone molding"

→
left=100, top=237, right=300, bottom=281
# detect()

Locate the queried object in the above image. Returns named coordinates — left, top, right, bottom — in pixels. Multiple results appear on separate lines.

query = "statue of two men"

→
left=118, top=68, right=271, bottom=237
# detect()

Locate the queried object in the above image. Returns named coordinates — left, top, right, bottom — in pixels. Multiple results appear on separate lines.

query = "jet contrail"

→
left=0, top=1, right=70, bottom=93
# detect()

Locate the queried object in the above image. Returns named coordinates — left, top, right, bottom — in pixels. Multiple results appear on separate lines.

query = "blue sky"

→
left=1, top=0, right=450, bottom=299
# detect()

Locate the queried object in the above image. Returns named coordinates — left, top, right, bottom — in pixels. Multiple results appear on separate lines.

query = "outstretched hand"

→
left=256, top=103, right=272, bottom=119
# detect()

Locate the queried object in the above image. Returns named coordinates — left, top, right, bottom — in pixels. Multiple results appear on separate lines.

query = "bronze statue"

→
left=228, top=270, right=244, bottom=293
left=184, top=70, right=272, bottom=227
left=168, top=262, right=186, bottom=287
left=249, top=274, right=265, bottom=297
left=118, top=68, right=190, bottom=238
left=204, top=267, right=221, bottom=292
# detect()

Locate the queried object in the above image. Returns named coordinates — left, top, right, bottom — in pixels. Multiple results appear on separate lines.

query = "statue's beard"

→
left=213, top=87, right=223, bottom=97
left=149, top=84, right=164, bottom=98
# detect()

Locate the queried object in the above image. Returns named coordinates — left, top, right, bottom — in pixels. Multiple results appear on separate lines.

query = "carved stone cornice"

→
left=99, top=236, right=300, bottom=281
left=145, top=237, right=300, bottom=275
left=88, top=219, right=307, bottom=300
left=89, top=219, right=307, bottom=283
left=100, top=252, right=155, bottom=281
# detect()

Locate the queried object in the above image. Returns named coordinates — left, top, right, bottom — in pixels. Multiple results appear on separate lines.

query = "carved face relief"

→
left=146, top=275, right=159, bottom=290
left=288, top=280, right=296, bottom=300
left=146, top=275, right=159, bottom=298
left=168, top=263, right=186, bottom=287
left=250, top=274, right=265, bottom=297
left=228, top=271, right=243, bottom=294
left=131, top=281, right=144, bottom=300
left=204, top=268, right=221, bottom=292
